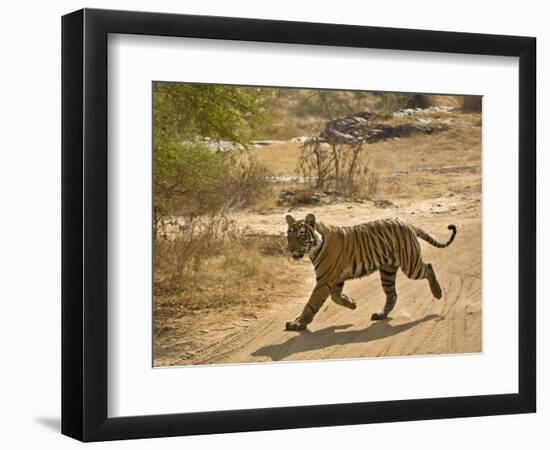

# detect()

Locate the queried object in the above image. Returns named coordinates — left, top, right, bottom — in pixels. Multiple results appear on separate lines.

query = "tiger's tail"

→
left=415, top=224, right=457, bottom=248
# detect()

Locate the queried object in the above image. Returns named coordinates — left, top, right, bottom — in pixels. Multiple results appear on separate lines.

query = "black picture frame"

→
left=61, top=8, right=536, bottom=442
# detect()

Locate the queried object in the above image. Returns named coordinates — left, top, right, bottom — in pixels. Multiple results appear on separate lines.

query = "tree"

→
left=153, top=83, right=273, bottom=145
left=153, top=83, right=274, bottom=235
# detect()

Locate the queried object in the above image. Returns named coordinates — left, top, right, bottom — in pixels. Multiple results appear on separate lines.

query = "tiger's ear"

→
left=286, top=215, right=295, bottom=225
left=305, top=213, right=316, bottom=227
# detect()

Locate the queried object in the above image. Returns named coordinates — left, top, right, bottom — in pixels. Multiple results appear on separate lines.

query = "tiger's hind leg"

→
left=424, top=263, right=442, bottom=299
left=330, top=282, right=357, bottom=310
left=403, top=257, right=442, bottom=299
left=371, top=266, right=398, bottom=320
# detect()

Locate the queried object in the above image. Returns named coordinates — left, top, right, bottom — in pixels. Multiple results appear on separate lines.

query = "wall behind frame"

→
left=0, top=0, right=544, bottom=449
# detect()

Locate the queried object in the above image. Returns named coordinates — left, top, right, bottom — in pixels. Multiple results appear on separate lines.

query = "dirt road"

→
left=154, top=120, right=483, bottom=366
left=179, top=202, right=481, bottom=366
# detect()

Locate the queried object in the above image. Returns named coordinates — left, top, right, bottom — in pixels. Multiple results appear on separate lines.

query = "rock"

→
left=314, top=110, right=449, bottom=146
left=318, top=111, right=373, bottom=144
left=251, top=140, right=284, bottom=147
left=277, top=189, right=350, bottom=206
left=290, top=136, right=309, bottom=143
left=392, top=106, right=453, bottom=118
left=373, top=199, right=396, bottom=209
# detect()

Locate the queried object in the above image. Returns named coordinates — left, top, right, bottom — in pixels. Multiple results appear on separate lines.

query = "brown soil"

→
left=154, top=112, right=482, bottom=367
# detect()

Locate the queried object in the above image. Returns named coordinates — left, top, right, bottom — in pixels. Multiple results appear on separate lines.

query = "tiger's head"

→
left=285, top=213, right=320, bottom=260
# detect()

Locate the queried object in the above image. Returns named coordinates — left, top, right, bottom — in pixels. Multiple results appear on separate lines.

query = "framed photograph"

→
left=61, top=8, right=536, bottom=442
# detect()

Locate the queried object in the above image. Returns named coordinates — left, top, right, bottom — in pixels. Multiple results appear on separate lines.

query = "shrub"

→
left=405, top=94, right=432, bottom=109
left=298, top=133, right=378, bottom=198
left=154, top=143, right=272, bottom=237
left=153, top=216, right=289, bottom=318
left=154, top=213, right=237, bottom=295
left=219, top=150, right=273, bottom=209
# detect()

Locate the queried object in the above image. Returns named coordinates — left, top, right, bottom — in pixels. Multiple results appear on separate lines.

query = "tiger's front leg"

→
left=330, top=282, right=357, bottom=310
left=285, top=284, right=330, bottom=331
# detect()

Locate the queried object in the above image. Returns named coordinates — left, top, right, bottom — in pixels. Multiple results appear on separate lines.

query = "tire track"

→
left=161, top=217, right=481, bottom=366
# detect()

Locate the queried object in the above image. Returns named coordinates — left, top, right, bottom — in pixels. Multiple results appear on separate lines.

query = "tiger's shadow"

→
left=252, top=314, right=441, bottom=361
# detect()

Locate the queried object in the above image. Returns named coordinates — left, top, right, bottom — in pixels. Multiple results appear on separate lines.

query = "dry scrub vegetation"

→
left=155, top=230, right=290, bottom=323
left=153, top=86, right=481, bottom=366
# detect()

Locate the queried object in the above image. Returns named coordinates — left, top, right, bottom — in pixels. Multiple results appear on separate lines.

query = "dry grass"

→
left=153, top=98, right=482, bottom=366
left=218, top=150, right=273, bottom=209
left=253, top=111, right=481, bottom=176
left=252, top=91, right=463, bottom=140
left=253, top=142, right=301, bottom=176
left=249, top=111, right=481, bottom=207
left=153, top=215, right=297, bottom=335
left=368, top=124, right=482, bottom=200
left=370, top=126, right=481, bottom=171
left=152, top=209, right=313, bottom=364
left=429, top=95, right=463, bottom=108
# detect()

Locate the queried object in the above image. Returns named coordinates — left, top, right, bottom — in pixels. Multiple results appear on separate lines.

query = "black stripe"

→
left=394, top=225, right=404, bottom=261
left=369, top=232, right=384, bottom=266
left=314, top=253, right=327, bottom=271
left=363, top=232, right=375, bottom=265
left=380, top=268, right=396, bottom=276
left=357, top=229, right=366, bottom=265
left=311, top=232, right=325, bottom=264
left=306, top=303, right=318, bottom=314
left=403, top=231, right=413, bottom=267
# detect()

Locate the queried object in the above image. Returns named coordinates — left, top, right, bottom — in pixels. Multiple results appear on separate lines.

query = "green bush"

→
left=153, top=83, right=274, bottom=234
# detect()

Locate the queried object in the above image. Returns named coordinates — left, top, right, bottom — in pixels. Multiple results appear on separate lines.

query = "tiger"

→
left=285, top=213, right=457, bottom=331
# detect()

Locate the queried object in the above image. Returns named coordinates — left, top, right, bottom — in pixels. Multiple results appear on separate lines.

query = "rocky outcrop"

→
left=277, top=189, right=345, bottom=206
left=318, top=111, right=373, bottom=144
left=316, top=108, right=451, bottom=145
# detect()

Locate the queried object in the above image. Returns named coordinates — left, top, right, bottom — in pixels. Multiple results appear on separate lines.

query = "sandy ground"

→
left=173, top=201, right=481, bottom=366
left=154, top=119, right=482, bottom=367
left=155, top=193, right=482, bottom=366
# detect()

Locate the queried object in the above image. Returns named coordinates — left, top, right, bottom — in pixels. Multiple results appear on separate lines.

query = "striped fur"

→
left=285, top=213, right=457, bottom=331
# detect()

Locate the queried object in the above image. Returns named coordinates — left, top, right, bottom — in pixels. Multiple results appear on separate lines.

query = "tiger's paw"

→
left=371, top=312, right=387, bottom=321
left=285, top=320, right=307, bottom=331
left=430, top=280, right=442, bottom=299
